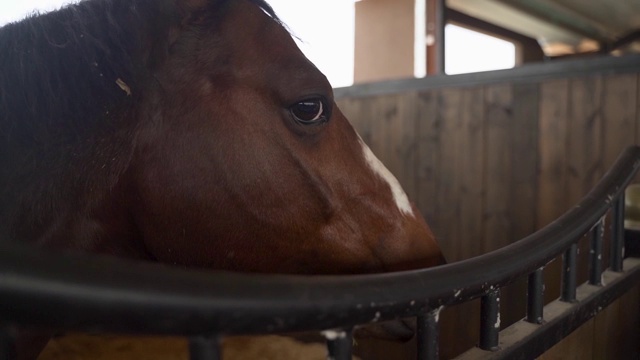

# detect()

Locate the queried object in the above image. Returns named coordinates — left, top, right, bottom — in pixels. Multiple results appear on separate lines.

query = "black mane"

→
left=0, top=0, right=166, bottom=147
left=0, top=0, right=279, bottom=149
left=0, top=0, right=280, bottom=241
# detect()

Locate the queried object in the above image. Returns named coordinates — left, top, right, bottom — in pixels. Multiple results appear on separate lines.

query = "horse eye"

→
left=290, top=98, right=327, bottom=124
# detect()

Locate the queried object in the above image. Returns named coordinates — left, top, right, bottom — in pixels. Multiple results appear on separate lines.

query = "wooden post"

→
left=426, top=0, right=446, bottom=75
left=354, top=0, right=415, bottom=83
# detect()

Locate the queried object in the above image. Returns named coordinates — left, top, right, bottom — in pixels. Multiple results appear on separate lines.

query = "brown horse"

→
left=0, top=0, right=444, bottom=358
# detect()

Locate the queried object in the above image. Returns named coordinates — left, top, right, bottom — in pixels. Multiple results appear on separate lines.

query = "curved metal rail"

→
left=2, top=146, right=640, bottom=359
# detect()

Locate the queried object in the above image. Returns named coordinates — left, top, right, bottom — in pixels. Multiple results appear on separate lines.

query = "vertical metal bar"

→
left=426, top=0, right=436, bottom=74
left=561, top=243, right=578, bottom=302
left=611, top=194, right=625, bottom=272
left=426, top=0, right=447, bottom=75
left=417, top=309, right=440, bottom=360
left=589, top=219, right=604, bottom=285
left=436, top=0, right=447, bottom=74
left=326, top=329, right=353, bottom=360
left=527, top=268, right=544, bottom=324
left=189, top=335, right=221, bottom=360
left=479, top=289, right=500, bottom=351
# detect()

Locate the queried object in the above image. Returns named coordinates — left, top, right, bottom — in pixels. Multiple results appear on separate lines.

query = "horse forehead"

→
left=220, top=0, right=302, bottom=60
left=358, top=139, right=414, bottom=217
left=217, top=3, right=411, bottom=217
left=214, top=0, right=331, bottom=97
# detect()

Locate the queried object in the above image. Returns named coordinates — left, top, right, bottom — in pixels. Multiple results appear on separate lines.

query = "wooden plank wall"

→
left=337, top=70, right=640, bottom=359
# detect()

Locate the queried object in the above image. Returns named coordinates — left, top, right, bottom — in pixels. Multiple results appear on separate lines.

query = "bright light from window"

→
left=1, top=2, right=517, bottom=86
left=267, top=0, right=355, bottom=88
left=0, top=0, right=356, bottom=88
left=445, top=24, right=516, bottom=75
left=0, top=0, right=76, bottom=26
left=414, top=0, right=427, bottom=78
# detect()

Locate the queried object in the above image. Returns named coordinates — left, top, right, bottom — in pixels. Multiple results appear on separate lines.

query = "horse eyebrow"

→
left=247, top=0, right=278, bottom=19
left=245, top=0, right=294, bottom=37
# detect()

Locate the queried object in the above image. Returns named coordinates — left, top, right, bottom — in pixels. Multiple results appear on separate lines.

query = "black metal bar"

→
left=589, top=219, right=604, bottom=285
left=326, top=329, right=353, bottom=360
left=626, top=228, right=640, bottom=257
left=602, top=29, right=640, bottom=53
left=0, top=147, right=638, bottom=337
left=334, top=55, right=640, bottom=99
left=561, top=243, right=578, bottom=302
left=527, top=268, right=544, bottom=324
left=457, top=257, right=640, bottom=360
left=611, top=194, right=625, bottom=272
left=436, top=0, right=446, bottom=74
left=189, top=335, right=221, bottom=360
left=479, top=289, right=500, bottom=351
left=426, top=0, right=447, bottom=75
left=417, top=309, right=440, bottom=360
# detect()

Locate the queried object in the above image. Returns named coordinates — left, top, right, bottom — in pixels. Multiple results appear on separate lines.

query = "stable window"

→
left=445, top=24, right=517, bottom=75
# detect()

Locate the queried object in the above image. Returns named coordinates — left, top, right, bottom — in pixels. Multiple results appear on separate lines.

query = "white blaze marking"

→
left=359, top=138, right=414, bottom=216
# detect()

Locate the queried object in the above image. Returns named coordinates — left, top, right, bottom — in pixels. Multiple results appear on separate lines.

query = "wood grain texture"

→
left=484, top=82, right=540, bottom=330
left=509, top=82, right=540, bottom=242
left=481, top=82, right=539, bottom=251
left=568, top=76, right=605, bottom=287
left=439, top=301, right=481, bottom=360
left=537, top=79, right=570, bottom=229
left=415, top=90, right=439, bottom=232
left=538, top=319, right=595, bottom=360
left=336, top=69, right=640, bottom=359
left=602, top=74, right=638, bottom=168
left=457, top=87, right=487, bottom=260
left=482, top=83, right=513, bottom=254
left=537, top=79, right=570, bottom=304
left=593, top=285, right=640, bottom=359
left=434, top=87, right=486, bottom=360
left=38, top=335, right=337, bottom=360
left=435, top=87, right=485, bottom=262
left=600, top=74, right=638, bottom=269
left=567, top=76, right=605, bottom=206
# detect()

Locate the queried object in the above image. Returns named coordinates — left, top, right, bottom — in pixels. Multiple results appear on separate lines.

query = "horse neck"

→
left=0, top=0, right=172, bottom=259
left=0, top=0, right=174, bottom=138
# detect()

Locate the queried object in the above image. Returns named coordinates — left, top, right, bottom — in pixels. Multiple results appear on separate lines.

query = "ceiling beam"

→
left=448, top=0, right=591, bottom=46
left=497, top=0, right=613, bottom=42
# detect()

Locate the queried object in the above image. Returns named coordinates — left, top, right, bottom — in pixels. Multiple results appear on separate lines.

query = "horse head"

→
left=126, top=0, right=444, bottom=274
left=0, top=0, right=443, bottom=276
left=0, top=2, right=444, bottom=355
left=0, top=1, right=447, bottom=357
